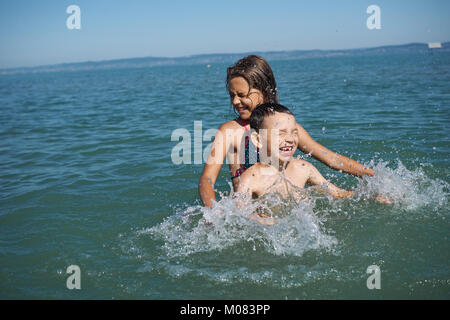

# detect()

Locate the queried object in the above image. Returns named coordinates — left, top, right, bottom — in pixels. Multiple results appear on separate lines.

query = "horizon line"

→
left=2, top=40, right=448, bottom=72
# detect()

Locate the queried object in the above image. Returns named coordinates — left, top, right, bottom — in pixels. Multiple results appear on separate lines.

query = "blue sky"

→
left=0, top=0, right=449, bottom=68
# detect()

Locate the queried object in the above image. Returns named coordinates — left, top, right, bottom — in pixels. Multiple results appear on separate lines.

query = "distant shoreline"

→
left=1, top=42, right=448, bottom=75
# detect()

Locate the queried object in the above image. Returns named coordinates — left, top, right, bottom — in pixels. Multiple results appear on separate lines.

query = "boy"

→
left=237, top=103, right=389, bottom=224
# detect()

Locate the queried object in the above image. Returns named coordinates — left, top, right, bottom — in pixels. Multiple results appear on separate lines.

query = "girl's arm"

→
left=199, top=124, right=229, bottom=207
left=296, top=123, right=374, bottom=177
left=199, top=164, right=221, bottom=207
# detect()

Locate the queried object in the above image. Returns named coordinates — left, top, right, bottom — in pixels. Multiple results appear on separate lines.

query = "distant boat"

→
left=428, top=42, right=442, bottom=49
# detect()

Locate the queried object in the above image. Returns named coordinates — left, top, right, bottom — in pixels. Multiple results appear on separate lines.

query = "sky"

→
left=0, top=0, right=449, bottom=68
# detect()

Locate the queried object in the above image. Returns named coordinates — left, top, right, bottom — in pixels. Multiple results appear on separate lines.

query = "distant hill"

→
left=1, top=42, right=449, bottom=75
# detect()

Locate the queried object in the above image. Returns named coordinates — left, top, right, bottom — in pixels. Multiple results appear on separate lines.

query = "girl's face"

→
left=228, top=77, right=265, bottom=120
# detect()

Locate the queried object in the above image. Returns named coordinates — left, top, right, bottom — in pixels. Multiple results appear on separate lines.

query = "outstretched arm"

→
left=306, top=162, right=393, bottom=203
left=296, top=123, right=374, bottom=177
left=306, top=163, right=354, bottom=198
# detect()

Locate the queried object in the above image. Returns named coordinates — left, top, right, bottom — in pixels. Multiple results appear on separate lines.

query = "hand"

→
left=249, top=212, right=276, bottom=226
left=374, top=194, right=393, bottom=204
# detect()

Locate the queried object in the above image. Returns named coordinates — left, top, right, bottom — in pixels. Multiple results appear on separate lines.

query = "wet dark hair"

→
left=250, top=103, right=293, bottom=132
left=226, top=55, right=279, bottom=104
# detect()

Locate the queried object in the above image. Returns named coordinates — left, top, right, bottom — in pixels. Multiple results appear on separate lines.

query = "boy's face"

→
left=258, top=112, right=299, bottom=164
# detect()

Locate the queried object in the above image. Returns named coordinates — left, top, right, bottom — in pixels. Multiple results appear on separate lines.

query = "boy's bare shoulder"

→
left=289, top=158, right=315, bottom=170
left=240, top=162, right=273, bottom=179
left=238, top=163, right=276, bottom=194
left=240, top=163, right=276, bottom=184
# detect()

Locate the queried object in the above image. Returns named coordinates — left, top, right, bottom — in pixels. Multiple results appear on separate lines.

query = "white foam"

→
left=141, top=193, right=337, bottom=259
left=353, top=160, right=449, bottom=211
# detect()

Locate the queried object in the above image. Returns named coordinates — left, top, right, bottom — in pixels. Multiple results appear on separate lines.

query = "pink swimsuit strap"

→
left=242, top=119, right=249, bottom=131
left=231, top=119, right=250, bottom=180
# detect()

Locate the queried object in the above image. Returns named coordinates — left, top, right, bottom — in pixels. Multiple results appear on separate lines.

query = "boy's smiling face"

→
left=255, top=112, right=299, bottom=166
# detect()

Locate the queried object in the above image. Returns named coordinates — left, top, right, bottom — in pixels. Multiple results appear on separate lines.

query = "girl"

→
left=199, top=55, right=374, bottom=207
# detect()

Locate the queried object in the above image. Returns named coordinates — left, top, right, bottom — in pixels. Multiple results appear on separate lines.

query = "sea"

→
left=0, top=52, right=449, bottom=299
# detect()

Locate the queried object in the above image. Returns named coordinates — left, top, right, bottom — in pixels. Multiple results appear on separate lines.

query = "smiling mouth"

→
left=279, top=145, right=294, bottom=156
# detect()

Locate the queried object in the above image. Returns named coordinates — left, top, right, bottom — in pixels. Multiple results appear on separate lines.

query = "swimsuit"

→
left=231, top=119, right=259, bottom=180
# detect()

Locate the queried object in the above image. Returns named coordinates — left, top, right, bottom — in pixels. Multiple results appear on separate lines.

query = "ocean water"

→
left=0, top=53, right=449, bottom=299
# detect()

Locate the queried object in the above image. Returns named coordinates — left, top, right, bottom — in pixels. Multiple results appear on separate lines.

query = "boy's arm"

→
left=306, top=163, right=354, bottom=198
left=296, top=123, right=374, bottom=177
left=236, top=168, right=275, bottom=226
left=305, top=163, right=392, bottom=204
left=235, top=168, right=259, bottom=207
left=236, top=172, right=253, bottom=198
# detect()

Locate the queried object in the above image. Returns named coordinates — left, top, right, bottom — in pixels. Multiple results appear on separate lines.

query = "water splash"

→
left=140, top=159, right=448, bottom=262
left=140, top=194, right=337, bottom=258
left=353, top=160, right=449, bottom=211
left=129, top=158, right=449, bottom=293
